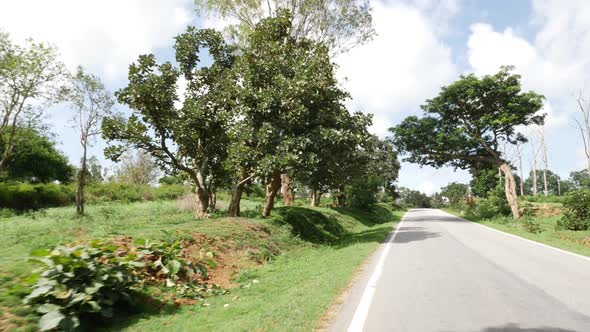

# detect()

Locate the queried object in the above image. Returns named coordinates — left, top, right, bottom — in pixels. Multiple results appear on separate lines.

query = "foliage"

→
left=194, top=0, right=375, bottom=55
left=135, top=238, right=209, bottom=287
left=440, top=182, right=468, bottom=206
left=345, top=174, right=382, bottom=208
left=0, top=181, right=73, bottom=210
left=524, top=169, right=572, bottom=195
left=470, top=167, right=498, bottom=198
left=569, top=169, right=590, bottom=189
left=85, top=182, right=185, bottom=204
left=521, top=218, right=543, bottom=234
left=474, top=185, right=511, bottom=219
left=397, top=187, right=431, bottom=208
left=24, top=241, right=142, bottom=331
left=0, top=127, right=74, bottom=183
left=558, top=188, right=590, bottom=230
left=391, top=66, right=544, bottom=170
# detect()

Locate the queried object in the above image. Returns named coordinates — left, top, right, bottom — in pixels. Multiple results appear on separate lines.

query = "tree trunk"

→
left=281, top=173, right=294, bottom=206
left=262, top=171, right=282, bottom=217
left=76, top=146, right=87, bottom=216
left=228, top=176, right=248, bottom=217
left=310, top=189, right=322, bottom=207
left=209, top=191, right=216, bottom=210
left=335, top=186, right=346, bottom=207
left=195, top=186, right=210, bottom=218
left=499, top=163, right=521, bottom=219
left=532, top=167, right=538, bottom=196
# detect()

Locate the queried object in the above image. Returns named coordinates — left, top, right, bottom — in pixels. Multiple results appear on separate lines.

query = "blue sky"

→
left=1, top=0, right=589, bottom=194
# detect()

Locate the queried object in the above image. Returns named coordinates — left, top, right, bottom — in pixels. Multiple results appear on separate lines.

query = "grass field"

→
left=445, top=209, right=590, bottom=257
left=0, top=199, right=403, bottom=331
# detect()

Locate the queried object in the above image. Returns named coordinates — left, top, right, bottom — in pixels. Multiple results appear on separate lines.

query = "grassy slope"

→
left=0, top=200, right=403, bottom=331
left=445, top=209, right=590, bottom=257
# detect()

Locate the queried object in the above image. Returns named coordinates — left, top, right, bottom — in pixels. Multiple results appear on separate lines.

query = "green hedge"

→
left=0, top=182, right=73, bottom=210
left=85, top=182, right=185, bottom=204
left=0, top=182, right=186, bottom=211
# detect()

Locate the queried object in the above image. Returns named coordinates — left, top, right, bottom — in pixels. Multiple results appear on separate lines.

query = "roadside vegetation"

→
left=0, top=196, right=403, bottom=331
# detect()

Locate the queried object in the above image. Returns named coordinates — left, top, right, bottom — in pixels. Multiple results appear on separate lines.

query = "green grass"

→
left=445, top=210, right=590, bottom=257
left=0, top=199, right=403, bottom=331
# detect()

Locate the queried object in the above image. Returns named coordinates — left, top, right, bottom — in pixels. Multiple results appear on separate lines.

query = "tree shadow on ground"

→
left=274, top=207, right=348, bottom=244
left=453, top=323, right=579, bottom=332
left=96, top=292, right=178, bottom=331
left=391, top=226, right=440, bottom=244
left=331, top=204, right=397, bottom=227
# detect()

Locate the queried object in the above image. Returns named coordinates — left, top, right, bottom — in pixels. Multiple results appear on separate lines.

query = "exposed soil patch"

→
left=0, top=307, right=21, bottom=332
left=532, top=204, right=563, bottom=217
left=556, top=233, right=590, bottom=248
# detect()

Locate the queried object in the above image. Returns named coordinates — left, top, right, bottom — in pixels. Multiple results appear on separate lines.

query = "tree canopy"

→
left=194, top=0, right=374, bottom=54
left=0, top=127, right=73, bottom=183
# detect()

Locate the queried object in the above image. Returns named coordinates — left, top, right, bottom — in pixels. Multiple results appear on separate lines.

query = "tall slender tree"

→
left=68, top=67, right=113, bottom=215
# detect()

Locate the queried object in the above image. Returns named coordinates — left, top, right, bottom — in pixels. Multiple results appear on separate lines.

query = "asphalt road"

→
left=329, top=209, right=590, bottom=332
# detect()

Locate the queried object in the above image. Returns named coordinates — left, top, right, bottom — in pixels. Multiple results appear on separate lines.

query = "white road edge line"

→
left=347, top=212, right=407, bottom=332
left=440, top=210, right=590, bottom=263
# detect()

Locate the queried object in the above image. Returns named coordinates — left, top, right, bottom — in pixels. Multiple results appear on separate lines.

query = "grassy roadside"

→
left=444, top=209, right=590, bottom=257
left=0, top=200, right=403, bottom=331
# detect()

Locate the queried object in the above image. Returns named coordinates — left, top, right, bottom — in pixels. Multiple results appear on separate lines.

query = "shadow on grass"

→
left=96, top=292, right=179, bottom=331
left=272, top=204, right=404, bottom=247
left=274, top=207, right=348, bottom=244
left=332, top=204, right=396, bottom=226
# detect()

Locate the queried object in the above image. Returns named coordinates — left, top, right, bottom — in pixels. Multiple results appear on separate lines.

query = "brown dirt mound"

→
left=531, top=204, right=563, bottom=217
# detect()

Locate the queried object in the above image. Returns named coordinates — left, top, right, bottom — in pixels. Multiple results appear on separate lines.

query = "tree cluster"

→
left=102, top=11, right=396, bottom=218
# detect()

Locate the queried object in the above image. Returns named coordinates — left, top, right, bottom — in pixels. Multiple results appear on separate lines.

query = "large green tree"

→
left=103, top=28, right=236, bottom=217
left=0, top=127, right=73, bottom=183
left=226, top=11, right=353, bottom=216
left=0, top=32, right=67, bottom=170
left=391, top=67, right=545, bottom=218
left=440, top=182, right=468, bottom=206
left=194, top=0, right=374, bottom=55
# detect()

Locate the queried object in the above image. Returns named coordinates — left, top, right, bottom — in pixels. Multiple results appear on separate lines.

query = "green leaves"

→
left=24, top=241, right=140, bottom=332
left=39, top=310, right=65, bottom=331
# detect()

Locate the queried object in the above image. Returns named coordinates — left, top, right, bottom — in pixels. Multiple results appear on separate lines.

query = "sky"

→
left=1, top=0, right=589, bottom=194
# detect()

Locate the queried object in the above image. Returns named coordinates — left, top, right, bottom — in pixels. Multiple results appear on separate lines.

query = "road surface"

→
left=329, top=209, right=590, bottom=332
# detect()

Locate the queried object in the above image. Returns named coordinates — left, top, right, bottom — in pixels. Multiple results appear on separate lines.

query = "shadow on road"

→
left=390, top=226, right=440, bottom=244
left=402, top=215, right=467, bottom=223
left=479, top=323, right=578, bottom=332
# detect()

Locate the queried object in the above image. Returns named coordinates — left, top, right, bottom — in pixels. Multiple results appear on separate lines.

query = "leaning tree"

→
left=103, top=28, right=236, bottom=217
left=391, top=66, right=545, bottom=218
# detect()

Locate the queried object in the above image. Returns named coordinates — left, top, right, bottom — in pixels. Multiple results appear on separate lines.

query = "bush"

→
left=558, top=189, right=590, bottom=231
left=85, top=182, right=185, bottom=204
left=24, top=242, right=142, bottom=331
left=474, top=185, right=511, bottom=219
left=522, top=218, right=543, bottom=234
left=345, top=175, right=382, bottom=209
left=521, top=195, right=564, bottom=204
left=0, top=182, right=73, bottom=211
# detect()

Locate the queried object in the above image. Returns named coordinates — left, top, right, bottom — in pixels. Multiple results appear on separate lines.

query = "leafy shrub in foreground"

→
left=24, top=241, right=142, bottom=331
left=558, top=189, right=590, bottom=231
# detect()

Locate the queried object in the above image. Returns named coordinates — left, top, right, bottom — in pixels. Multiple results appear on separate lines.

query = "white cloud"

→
left=0, top=0, right=193, bottom=81
left=336, top=1, right=457, bottom=136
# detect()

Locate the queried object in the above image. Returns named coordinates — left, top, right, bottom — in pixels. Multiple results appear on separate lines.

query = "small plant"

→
left=135, top=238, right=208, bottom=286
left=558, top=189, right=590, bottom=231
left=24, top=241, right=142, bottom=331
left=521, top=218, right=543, bottom=234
